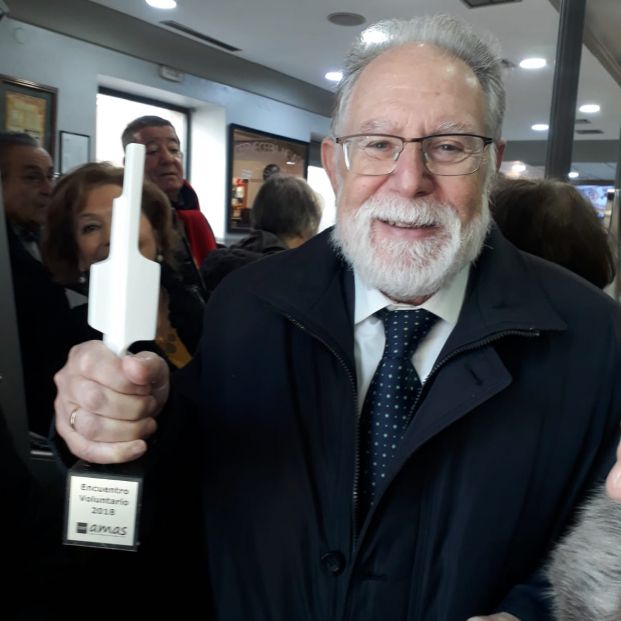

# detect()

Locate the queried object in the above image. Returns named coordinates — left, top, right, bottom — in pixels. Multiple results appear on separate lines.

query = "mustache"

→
left=355, top=195, right=459, bottom=228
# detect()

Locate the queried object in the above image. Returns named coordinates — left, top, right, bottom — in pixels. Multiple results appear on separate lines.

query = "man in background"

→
left=122, top=115, right=217, bottom=296
left=1, top=131, right=54, bottom=258
left=1, top=131, right=73, bottom=436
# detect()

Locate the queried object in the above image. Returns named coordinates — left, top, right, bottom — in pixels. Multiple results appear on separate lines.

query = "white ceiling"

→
left=85, top=0, right=620, bottom=179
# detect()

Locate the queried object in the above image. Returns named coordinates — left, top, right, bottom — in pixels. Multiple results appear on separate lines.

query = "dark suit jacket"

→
left=7, top=222, right=78, bottom=435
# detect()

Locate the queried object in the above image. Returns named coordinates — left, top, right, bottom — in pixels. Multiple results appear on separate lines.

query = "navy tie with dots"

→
left=359, top=307, right=438, bottom=520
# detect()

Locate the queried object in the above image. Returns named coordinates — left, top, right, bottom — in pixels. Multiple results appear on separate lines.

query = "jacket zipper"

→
left=283, top=315, right=361, bottom=551
left=284, top=317, right=541, bottom=555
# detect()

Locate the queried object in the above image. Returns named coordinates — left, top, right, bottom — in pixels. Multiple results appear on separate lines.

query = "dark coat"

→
left=199, top=229, right=287, bottom=297
left=6, top=223, right=79, bottom=435
left=165, top=226, right=621, bottom=620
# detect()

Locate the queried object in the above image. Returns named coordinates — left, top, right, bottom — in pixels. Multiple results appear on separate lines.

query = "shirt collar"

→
left=354, top=264, right=469, bottom=327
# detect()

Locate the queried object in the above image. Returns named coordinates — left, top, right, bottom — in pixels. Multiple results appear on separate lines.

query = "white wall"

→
left=0, top=18, right=331, bottom=240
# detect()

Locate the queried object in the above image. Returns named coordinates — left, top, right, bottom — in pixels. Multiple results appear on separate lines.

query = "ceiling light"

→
left=325, top=71, right=343, bottom=82
left=568, top=171, right=579, bottom=179
left=327, top=12, right=366, bottom=27
left=519, top=58, right=547, bottom=69
left=146, top=0, right=177, bottom=8
left=579, top=103, right=600, bottom=114
left=531, top=123, right=549, bottom=131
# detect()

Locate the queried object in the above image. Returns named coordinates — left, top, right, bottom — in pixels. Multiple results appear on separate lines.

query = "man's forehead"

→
left=134, top=125, right=179, bottom=145
left=9, top=145, right=53, bottom=168
left=344, top=44, right=486, bottom=132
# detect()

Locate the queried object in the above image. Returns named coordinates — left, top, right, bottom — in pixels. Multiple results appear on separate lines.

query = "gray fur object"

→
left=547, top=487, right=621, bottom=620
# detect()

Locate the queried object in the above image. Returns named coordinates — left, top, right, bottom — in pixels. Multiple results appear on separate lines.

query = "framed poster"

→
left=0, top=75, right=58, bottom=155
left=59, top=131, right=90, bottom=174
left=227, top=124, right=309, bottom=233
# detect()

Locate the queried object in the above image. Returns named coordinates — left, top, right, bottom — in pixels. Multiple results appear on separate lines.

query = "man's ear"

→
left=321, top=137, right=339, bottom=193
left=494, top=140, right=506, bottom=171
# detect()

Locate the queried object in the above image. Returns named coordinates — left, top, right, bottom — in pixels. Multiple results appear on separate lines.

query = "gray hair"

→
left=0, top=131, right=40, bottom=178
left=331, top=14, right=506, bottom=141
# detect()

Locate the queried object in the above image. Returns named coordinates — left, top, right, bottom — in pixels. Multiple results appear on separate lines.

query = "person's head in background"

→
left=0, top=131, right=55, bottom=232
left=262, top=163, right=281, bottom=182
left=121, top=116, right=183, bottom=203
left=251, top=173, right=322, bottom=249
left=42, top=162, right=177, bottom=286
left=491, top=176, right=615, bottom=289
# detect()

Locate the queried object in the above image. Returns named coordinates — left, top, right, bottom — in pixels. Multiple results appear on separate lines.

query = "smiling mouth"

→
left=379, top=218, right=437, bottom=229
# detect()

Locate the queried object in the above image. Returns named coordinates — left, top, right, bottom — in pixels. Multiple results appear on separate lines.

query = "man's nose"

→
left=159, top=147, right=177, bottom=163
left=41, top=176, right=54, bottom=195
left=387, top=142, right=434, bottom=197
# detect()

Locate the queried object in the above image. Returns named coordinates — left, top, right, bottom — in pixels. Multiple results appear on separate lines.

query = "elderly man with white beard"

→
left=52, top=14, right=620, bottom=621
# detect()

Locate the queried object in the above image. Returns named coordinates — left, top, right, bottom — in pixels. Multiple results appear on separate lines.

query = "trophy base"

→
left=64, top=460, right=142, bottom=551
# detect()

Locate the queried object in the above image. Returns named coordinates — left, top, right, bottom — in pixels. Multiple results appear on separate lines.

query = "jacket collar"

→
left=173, top=179, right=200, bottom=211
left=442, top=225, right=567, bottom=358
left=250, top=228, right=356, bottom=371
left=250, top=225, right=567, bottom=370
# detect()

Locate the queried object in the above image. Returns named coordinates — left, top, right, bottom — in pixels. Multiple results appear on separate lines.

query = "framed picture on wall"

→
left=0, top=75, right=58, bottom=156
left=59, top=131, right=91, bottom=174
left=226, top=124, right=309, bottom=233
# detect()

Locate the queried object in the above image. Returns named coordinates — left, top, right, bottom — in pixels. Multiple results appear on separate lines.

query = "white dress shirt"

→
left=353, top=266, right=469, bottom=414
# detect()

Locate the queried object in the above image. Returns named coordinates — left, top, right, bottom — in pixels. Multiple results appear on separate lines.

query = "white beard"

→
left=331, top=193, right=491, bottom=302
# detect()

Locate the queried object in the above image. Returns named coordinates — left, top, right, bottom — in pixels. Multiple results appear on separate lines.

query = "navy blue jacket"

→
left=168, top=226, right=621, bottom=620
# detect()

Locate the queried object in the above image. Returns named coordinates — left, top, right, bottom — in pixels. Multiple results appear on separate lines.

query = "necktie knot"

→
left=377, top=307, right=438, bottom=360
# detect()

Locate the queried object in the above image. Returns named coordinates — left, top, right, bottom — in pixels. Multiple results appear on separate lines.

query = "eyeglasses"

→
left=335, top=133, right=494, bottom=177
left=18, top=171, right=60, bottom=188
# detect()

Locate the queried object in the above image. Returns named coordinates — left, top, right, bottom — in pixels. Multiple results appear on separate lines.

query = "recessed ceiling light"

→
left=579, top=103, right=600, bottom=114
left=568, top=171, right=579, bottom=179
left=531, top=123, right=549, bottom=131
left=327, top=12, right=366, bottom=27
left=146, top=0, right=177, bottom=9
left=519, top=57, right=547, bottom=69
left=325, top=71, right=343, bottom=82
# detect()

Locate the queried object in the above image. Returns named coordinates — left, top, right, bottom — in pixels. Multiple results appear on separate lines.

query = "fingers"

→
left=68, top=341, right=143, bottom=393
left=63, top=405, right=158, bottom=443
left=55, top=342, right=169, bottom=420
left=63, top=427, right=148, bottom=465
left=54, top=341, right=170, bottom=464
left=55, top=395, right=157, bottom=464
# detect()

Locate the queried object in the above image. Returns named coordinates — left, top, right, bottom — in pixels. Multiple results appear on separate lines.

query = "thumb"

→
left=123, top=351, right=169, bottom=386
left=606, top=463, right=621, bottom=502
